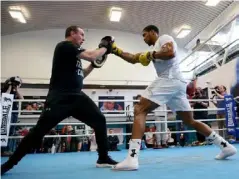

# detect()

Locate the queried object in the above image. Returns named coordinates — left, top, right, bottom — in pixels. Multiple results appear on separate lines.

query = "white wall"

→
left=196, top=58, right=238, bottom=91
left=1, top=29, right=188, bottom=85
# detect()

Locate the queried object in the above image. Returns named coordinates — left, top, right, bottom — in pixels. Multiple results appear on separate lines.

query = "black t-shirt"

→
left=193, top=95, right=208, bottom=119
left=48, top=41, right=85, bottom=95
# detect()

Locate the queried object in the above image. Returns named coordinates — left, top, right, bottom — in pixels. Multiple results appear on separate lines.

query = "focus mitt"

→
left=98, top=36, right=115, bottom=54
left=91, top=54, right=108, bottom=68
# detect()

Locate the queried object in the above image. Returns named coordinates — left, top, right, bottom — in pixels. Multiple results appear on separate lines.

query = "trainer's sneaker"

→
left=1, top=161, right=14, bottom=175
left=215, top=143, right=237, bottom=160
left=112, top=157, right=138, bottom=171
left=96, top=156, right=118, bottom=168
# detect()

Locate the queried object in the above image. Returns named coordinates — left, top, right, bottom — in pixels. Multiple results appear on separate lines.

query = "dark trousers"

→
left=6, top=91, right=109, bottom=166
left=1, top=113, right=18, bottom=153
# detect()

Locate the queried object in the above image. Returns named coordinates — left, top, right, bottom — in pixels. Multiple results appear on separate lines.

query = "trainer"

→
left=1, top=25, right=117, bottom=175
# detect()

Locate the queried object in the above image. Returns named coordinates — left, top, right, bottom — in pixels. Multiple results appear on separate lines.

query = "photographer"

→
left=1, top=76, right=24, bottom=156
left=211, top=85, right=227, bottom=138
left=191, top=87, right=210, bottom=144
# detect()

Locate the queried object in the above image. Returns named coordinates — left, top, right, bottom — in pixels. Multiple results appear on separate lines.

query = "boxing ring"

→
left=1, top=97, right=239, bottom=179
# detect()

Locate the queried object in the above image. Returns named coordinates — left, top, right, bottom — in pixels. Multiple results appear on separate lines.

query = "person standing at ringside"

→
left=1, top=25, right=118, bottom=175
left=109, top=25, right=237, bottom=170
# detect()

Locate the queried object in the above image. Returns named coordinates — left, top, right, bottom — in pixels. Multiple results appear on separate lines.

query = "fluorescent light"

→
left=205, top=0, right=220, bottom=6
left=8, top=6, right=26, bottom=23
left=110, top=7, right=122, bottom=22
left=9, top=6, right=21, bottom=11
left=176, top=28, right=191, bottom=38
left=9, top=10, right=26, bottom=23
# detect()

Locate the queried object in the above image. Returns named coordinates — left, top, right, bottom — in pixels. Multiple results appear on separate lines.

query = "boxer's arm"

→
left=153, top=42, right=175, bottom=60
left=83, top=64, right=94, bottom=78
left=112, top=43, right=141, bottom=64
left=117, top=52, right=141, bottom=64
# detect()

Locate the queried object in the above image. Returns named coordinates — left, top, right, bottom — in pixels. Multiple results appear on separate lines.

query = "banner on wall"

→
left=224, top=95, right=238, bottom=137
left=1, top=93, right=14, bottom=147
left=107, top=128, right=124, bottom=144
left=98, top=96, right=125, bottom=114
left=21, top=96, right=46, bottom=115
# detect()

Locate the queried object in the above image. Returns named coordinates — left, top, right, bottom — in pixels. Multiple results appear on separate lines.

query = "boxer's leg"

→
left=169, top=82, right=237, bottom=160
left=177, top=111, right=237, bottom=159
left=112, top=78, right=175, bottom=170
left=113, top=97, right=158, bottom=170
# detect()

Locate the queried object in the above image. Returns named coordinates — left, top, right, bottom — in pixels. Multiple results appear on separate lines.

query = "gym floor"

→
left=1, top=144, right=239, bottom=179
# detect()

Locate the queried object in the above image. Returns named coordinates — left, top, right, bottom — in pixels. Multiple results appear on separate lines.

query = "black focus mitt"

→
left=98, top=36, right=115, bottom=54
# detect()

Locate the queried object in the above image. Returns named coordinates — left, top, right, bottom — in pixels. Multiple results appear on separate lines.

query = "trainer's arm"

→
left=83, top=64, right=94, bottom=78
left=78, top=48, right=107, bottom=62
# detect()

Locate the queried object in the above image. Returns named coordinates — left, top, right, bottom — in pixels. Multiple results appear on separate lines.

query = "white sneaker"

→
left=112, top=157, right=139, bottom=171
left=215, top=143, right=237, bottom=160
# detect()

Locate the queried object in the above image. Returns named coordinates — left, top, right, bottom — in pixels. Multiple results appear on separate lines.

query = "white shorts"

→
left=141, top=78, right=191, bottom=112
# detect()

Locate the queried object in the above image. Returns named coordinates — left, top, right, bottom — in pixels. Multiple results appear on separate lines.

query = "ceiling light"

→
left=8, top=6, right=26, bottom=23
left=176, top=28, right=191, bottom=38
left=205, top=0, right=220, bottom=6
left=110, top=7, right=122, bottom=22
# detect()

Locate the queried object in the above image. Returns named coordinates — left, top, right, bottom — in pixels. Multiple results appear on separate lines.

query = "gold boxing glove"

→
left=139, top=51, right=155, bottom=66
left=112, top=42, right=123, bottom=56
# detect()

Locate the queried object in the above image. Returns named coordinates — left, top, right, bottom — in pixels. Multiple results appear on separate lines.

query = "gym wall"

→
left=196, top=58, right=238, bottom=93
left=1, top=29, right=188, bottom=85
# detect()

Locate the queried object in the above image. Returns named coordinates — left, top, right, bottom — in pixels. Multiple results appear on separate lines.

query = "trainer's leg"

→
left=177, top=111, right=237, bottom=159
left=1, top=96, right=70, bottom=175
left=112, top=97, right=159, bottom=170
left=72, top=92, right=117, bottom=167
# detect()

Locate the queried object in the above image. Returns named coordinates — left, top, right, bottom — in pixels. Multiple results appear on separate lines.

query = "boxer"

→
left=110, top=25, right=237, bottom=170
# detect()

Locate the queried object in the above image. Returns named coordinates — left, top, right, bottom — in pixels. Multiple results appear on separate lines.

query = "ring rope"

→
left=11, top=98, right=238, bottom=102
left=10, top=118, right=229, bottom=126
left=7, top=128, right=239, bottom=139
left=10, top=107, right=237, bottom=113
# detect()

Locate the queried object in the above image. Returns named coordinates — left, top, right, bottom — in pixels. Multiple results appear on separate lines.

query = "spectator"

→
left=191, top=87, right=210, bottom=144
left=62, top=125, right=81, bottom=152
left=166, top=128, right=175, bottom=146
left=154, top=105, right=168, bottom=149
left=108, top=129, right=120, bottom=151
left=212, top=85, right=227, bottom=138
left=42, top=129, right=58, bottom=153
left=145, top=126, right=155, bottom=148
left=89, top=130, right=97, bottom=151
left=1, top=76, right=24, bottom=156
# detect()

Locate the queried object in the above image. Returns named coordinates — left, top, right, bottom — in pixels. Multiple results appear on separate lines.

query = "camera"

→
left=9, top=76, right=22, bottom=88
left=3, top=76, right=22, bottom=91
left=211, top=86, right=220, bottom=95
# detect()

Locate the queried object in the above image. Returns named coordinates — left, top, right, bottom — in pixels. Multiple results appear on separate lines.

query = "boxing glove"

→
left=98, top=36, right=115, bottom=54
left=91, top=54, right=108, bottom=68
left=112, top=42, right=123, bottom=56
left=139, top=51, right=155, bottom=66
